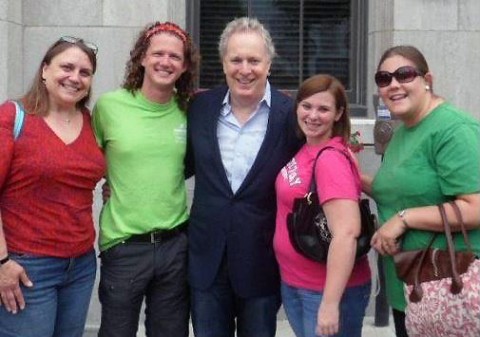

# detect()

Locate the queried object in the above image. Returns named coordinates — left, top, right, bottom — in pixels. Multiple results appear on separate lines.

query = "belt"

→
left=125, top=221, right=188, bottom=244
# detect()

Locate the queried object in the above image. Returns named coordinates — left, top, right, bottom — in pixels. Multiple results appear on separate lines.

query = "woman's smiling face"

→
left=297, top=90, right=343, bottom=145
left=377, top=55, right=430, bottom=124
left=42, top=46, right=94, bottom=109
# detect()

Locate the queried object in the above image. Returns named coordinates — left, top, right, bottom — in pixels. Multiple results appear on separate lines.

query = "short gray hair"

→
left=218, top=17, right=276, bottom=61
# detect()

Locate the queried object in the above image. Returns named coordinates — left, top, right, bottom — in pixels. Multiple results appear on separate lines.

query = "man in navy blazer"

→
left=186, top=17, right=301, bottom=337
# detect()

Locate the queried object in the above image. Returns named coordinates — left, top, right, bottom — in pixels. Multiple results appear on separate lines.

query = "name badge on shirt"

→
left=174, top=123, right=186, bottom=143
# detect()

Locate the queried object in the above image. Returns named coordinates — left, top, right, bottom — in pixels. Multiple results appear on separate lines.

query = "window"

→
left=187, top=0, right=368, bottom=115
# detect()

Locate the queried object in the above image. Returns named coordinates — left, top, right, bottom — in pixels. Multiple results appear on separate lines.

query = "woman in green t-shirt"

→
left=362, top=45, right=480, bottom=337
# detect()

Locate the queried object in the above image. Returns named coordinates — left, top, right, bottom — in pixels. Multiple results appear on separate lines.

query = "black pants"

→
left=98, top=232, right=189, bottom=337
left=392, top=309, right=409, bottom=337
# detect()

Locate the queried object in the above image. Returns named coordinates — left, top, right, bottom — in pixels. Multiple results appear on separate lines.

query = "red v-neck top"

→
left=0, top=101, right=106, bottom=257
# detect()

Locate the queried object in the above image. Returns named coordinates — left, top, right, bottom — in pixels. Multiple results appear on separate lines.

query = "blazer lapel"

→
left=206, top=88, right=234, bottom=194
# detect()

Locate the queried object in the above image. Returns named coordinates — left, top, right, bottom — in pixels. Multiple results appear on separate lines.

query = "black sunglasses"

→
left=59, top=36, right=98, bottom=55
left=374, top=66, right=424, bottom=88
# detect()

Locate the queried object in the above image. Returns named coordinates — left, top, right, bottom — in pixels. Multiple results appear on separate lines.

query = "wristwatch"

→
left=397, top=209, right=410, bottom=229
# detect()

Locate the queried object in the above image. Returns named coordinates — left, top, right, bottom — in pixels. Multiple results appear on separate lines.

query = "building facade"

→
left=1, top=0, right=479, bottom=120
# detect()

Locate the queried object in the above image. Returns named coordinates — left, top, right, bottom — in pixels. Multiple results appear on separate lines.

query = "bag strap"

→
left=448, top=200, right=473, bottom=252
left=12, top=100, right=25, bottom=140
left=409, top=232, right=437, bottom=302
left=438, top=203, right=464, bottom=294
left=309, top=146, right=356, bottom=194
left=410, top=204, right=464, bottom=302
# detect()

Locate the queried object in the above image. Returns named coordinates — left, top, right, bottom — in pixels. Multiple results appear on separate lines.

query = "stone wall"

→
left=368, top=0, right=480, bottom=118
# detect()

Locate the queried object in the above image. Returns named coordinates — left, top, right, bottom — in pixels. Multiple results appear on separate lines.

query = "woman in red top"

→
left=0, top=37, right=106, bottom=337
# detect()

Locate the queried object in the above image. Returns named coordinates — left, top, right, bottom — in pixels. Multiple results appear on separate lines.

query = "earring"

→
left=425, top=85, right=430, bottom=91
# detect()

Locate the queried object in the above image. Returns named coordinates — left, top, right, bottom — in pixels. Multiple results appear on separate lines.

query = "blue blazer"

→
left=186, top=86, right=302, bottom=297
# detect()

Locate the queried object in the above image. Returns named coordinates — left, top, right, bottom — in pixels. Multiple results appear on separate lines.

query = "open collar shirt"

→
left=217, top=82, right=271, bottom=193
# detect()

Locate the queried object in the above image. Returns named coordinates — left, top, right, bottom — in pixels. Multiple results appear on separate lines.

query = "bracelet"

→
left=0, top=255, right=10, bottom=265
left=397, top=209, right=410, bottom=229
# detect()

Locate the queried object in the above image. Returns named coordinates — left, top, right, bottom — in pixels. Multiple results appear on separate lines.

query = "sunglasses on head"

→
left=374, top=66, right=424, bottom=88
left=59, top=36, right=98, bottom=55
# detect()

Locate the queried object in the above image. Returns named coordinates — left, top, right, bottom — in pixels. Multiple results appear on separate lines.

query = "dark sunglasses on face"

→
left=374, top=66, right=424, bottom=88
left=59, top=36, right=98, bottom=55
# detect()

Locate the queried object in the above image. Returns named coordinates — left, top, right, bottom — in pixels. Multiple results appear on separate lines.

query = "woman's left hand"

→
left=371, top=214, right=406, bottom=255
left=316, top=302, right=339, bottom=336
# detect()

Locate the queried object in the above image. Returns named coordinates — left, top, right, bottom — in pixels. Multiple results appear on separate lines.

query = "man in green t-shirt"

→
left=92, top=22, right=199, bottom=337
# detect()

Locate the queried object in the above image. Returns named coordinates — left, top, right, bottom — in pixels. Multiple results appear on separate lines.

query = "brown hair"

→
left=295, top=74, right=351, bottom=143
left=122, top=21, right=200, bottom=112
left=21, top=38, right=97, bottom=116
left=377, top=45, right=429, bottom=74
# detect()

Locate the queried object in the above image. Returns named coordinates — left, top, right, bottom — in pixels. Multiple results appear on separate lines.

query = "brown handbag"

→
left=393, top=201, right=476, bottom=303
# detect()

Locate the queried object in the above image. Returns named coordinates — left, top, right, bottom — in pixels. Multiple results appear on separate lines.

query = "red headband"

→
left=145, top=22, right=188, bottom=44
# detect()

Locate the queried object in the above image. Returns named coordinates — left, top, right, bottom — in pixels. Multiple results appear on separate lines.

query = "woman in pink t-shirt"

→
left=274, top=74, right=371, bottom=337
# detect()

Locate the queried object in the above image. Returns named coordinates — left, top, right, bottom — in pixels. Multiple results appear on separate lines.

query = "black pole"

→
left=374, top=253, right=390, bottom=326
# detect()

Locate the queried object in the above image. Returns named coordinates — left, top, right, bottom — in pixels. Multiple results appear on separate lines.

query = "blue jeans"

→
left=98, top=232, right=189, bottom=337
left=0, top=250, right=96, bottom=337
left=191, top=257, right=281, bottom=337
left=281, top=281, right=371, bottom=337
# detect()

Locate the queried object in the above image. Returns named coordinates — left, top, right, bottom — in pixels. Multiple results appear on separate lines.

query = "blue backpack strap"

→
left=12, top=100, right=25, bottom=140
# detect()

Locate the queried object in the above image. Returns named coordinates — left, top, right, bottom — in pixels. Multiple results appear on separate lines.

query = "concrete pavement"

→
left=84, top=316, right=396, bottom=337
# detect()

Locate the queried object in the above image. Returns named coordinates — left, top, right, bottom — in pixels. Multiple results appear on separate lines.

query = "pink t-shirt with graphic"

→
left=274, top=137, right=371, bottom=291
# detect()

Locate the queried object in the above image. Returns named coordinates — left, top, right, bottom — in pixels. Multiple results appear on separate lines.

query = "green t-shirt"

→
left=372, top=102, right=480, bottom=310
left=92, top=89, right=189, bottom=251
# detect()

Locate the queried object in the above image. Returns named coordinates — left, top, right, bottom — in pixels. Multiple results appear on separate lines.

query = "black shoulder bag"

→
left=286, top=146, right=376, bottom=263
